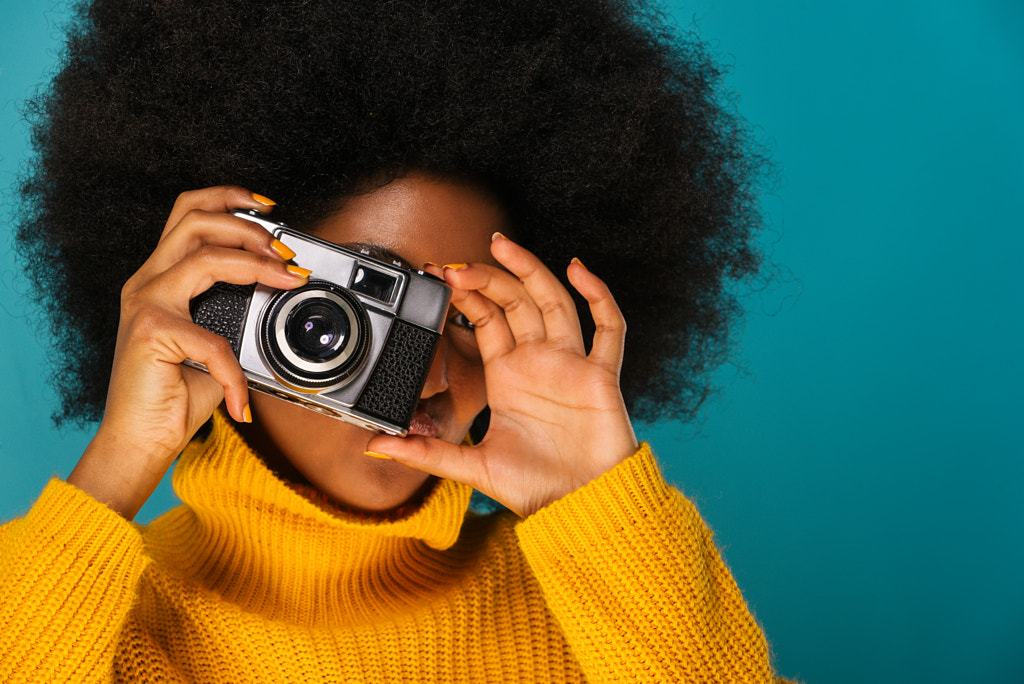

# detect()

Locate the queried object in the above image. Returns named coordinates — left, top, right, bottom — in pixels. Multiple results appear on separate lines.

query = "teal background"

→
left=2, top=1, right=1021, bottom=682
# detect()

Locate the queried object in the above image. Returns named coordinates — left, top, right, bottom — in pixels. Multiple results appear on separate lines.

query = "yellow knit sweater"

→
left=0, top=414, right=784, bottom=682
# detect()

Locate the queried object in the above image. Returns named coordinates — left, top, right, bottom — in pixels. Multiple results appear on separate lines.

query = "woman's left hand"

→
left=366, top=234, right=638, bottom=518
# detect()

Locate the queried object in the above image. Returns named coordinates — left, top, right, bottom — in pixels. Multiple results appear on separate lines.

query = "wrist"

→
left=67, top=424, right=179, bottom=520
left=520, top=437, right=640, bottom=518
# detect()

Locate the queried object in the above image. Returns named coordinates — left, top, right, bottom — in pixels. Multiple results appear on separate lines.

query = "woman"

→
left=2, top=0, right=785, bottom=681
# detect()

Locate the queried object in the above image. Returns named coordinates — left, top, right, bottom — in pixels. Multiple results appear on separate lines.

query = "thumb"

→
left=365, top=434, right=480, bottom=488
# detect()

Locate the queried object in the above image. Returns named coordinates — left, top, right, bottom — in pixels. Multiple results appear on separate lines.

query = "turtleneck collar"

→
left=142, top=411, right=476, bottom=627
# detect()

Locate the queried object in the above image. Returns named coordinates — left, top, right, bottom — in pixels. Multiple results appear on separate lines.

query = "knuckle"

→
left=516, top=261, right=540, bottom=281
left=595, top=319, right=626, bottom=339
left=120, top=281, right=151, bottom=317
left=174, top=189, right=199, bottom=207
left=192, top=243, right=220, bottom=264
left=472, top=309, right=499, bottom=330
left=126, top=305, right=164, bottom=341
left=181, top=207, right=207, bottom=227
left=218, top=184, right=245, bottom=197
left=260, top=254, right=284, bottom=274
left=247, top=255, right=281, bottom=283
left=204, top=332, right=235, bottom=358
left=539, top=298, right=567, bottom=318
left=177, top=185, right=235, bottom=206
left=120, top=275, right=141, bottom=304
left=500, top=294, right=526, bottom=314
left=164, top=208, right=208, bottom=240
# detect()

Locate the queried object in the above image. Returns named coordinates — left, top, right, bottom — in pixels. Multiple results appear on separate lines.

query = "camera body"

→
left=185, top=210, right=451, bottom=435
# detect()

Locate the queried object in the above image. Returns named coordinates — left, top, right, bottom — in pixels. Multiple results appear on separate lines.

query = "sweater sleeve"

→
left=516, top=444, right=786, bottom=684
left=0, top=478, right=150, bottom=682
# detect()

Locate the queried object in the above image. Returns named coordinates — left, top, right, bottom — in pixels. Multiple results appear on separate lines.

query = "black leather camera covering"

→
left=355, top=319, right=440, bottom=428
left=189, top=282, right=256, bottom=356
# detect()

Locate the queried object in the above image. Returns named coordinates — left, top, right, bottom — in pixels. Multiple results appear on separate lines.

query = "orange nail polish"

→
left=243, top=404, right=253, bottom=423
left=272, top=239, right=297, bottom=260
left=364, top=451, right=391, bottom=460
left=443, top=263, right=469, bottom=271
left=491, top=231, right=507, bottom=242
left=571, top=257, right=587, bottom=271
left=424, top=261, right=442, bottom=269
left=252, top=193, right=277, bottom=206
left=287, top=264, right=312, bottom=278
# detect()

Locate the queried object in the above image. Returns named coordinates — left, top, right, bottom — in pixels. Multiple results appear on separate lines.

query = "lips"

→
left=407, top=407, right=441, bottom=438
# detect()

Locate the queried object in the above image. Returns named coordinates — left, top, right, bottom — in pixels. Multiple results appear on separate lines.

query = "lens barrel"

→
left=285, top=299, right=350, bottom=362
left=260, top=280, right=370, bottom=391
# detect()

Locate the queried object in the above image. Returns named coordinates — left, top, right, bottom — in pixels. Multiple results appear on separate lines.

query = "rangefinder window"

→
left=351, top=265, right=398, bottom=304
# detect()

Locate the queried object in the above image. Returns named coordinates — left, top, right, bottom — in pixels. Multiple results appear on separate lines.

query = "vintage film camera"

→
left=185, top=210, right=451, bottom=435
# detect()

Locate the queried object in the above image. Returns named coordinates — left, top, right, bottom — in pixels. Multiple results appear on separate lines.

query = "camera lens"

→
left=285, top=300, right=349, bottom=362
left=260, top=280, right=370, bottom=391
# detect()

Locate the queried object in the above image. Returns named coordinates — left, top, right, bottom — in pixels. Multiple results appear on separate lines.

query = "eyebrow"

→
left=344, top=242, right=413, bottom=269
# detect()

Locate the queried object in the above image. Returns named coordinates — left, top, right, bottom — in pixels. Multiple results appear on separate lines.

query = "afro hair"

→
left=15, top=0, right=769, bottom=427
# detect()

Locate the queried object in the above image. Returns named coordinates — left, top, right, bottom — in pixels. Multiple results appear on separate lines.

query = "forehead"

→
left=307, top=174, right=507, bottom=269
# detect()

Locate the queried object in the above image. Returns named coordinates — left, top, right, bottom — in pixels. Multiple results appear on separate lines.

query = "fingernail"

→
left=424, top=261, right=442, bottom=269
left=571, top=257, right=587, bottom=271
left=252, top=193, right=277, bottom=206
left=364, top=451, right=391, bottom=460
left=287, top=264, right=312, bottom=279
left=491, top=231, right=507, bottom=242
left=443, top=263, right=469, bottom=271
left=272, top=239, right=297, bottom=260
left=243, top=404, right=253, bottom=423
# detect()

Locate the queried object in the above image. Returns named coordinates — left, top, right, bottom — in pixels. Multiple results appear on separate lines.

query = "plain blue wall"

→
left=2, top=2, right=1021, bottom=683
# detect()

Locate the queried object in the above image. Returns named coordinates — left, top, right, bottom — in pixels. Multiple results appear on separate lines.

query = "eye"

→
left=446, top=310, right=481, bottom=360
left=450, top=311, right=475, bottom=331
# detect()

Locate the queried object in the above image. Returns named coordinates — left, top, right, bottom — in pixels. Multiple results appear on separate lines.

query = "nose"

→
left=420, top=335, right=449, bottom=398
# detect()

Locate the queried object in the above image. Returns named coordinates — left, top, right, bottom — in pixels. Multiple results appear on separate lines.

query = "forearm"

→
left=517, top=445, right=778, bottom=683
left=67, top=425, right=179, bottom=520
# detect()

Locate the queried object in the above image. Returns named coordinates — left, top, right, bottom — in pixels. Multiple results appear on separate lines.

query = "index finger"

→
left=161, top=186, right=277, bottom=240
left=488, top=234, right=584, bottom=345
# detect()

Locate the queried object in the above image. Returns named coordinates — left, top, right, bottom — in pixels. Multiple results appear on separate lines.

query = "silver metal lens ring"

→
left=260, top=280, right=370, bottom=391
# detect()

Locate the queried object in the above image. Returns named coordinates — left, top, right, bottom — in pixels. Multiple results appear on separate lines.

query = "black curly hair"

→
left=15, top=0, right=768, bottom=427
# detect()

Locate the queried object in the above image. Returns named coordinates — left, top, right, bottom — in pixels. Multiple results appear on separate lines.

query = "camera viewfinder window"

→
left=351, top=266, right=397, bottom=304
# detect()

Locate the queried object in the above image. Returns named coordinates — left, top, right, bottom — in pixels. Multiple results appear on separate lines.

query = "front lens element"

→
left=285, top=300, right=349, bottom=362
left=260, top=280, right=370, bottom=391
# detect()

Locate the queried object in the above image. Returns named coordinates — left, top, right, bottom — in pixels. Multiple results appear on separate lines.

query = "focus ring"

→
left=260, top=280, right=371, bottom=391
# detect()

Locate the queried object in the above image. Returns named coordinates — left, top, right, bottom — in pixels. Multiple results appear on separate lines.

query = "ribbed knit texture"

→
left=1, top=413, right=785, bottom=682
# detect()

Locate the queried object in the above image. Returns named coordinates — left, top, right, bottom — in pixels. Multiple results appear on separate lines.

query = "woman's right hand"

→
left=66, top=186, right=311, bottom=519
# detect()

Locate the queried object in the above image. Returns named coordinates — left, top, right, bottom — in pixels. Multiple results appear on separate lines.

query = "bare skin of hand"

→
left=367, top=233, right=638, bottom=518
left=66, top=186, right=309, bottom=520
